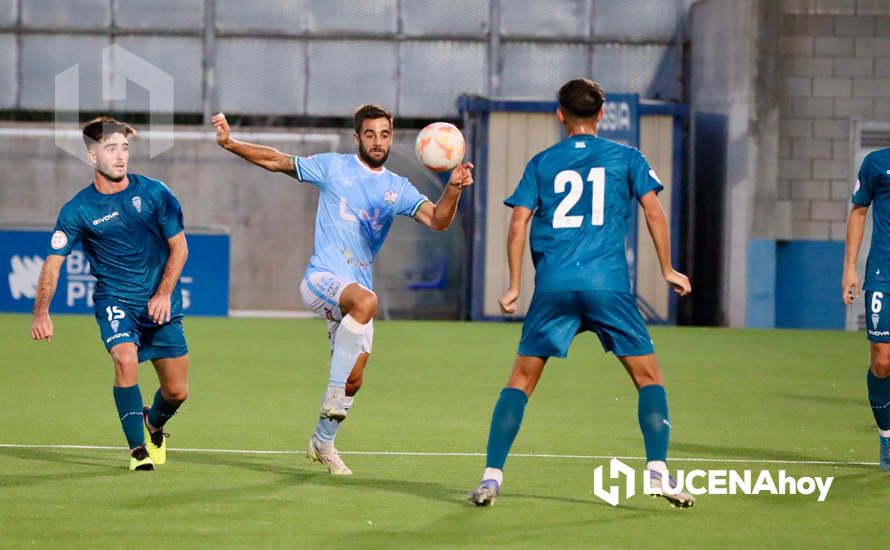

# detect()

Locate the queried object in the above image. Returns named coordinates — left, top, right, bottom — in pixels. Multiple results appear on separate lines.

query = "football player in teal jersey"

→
left=468, top=79, right=694, bottom=507
left=31, top=117, right=189, bottom=471
left=842, top=146, right=890, bottom=471
left=212, top=105, right=473, bottom=475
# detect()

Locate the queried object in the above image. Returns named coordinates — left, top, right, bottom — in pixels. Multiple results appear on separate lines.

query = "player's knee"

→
left=163, top=383, right=189, bottom=404
left=110, top=347, right=138, bottom=382
left=351, top=291, right=378, bottom=322
left=871, top=356, right=890, bottom=378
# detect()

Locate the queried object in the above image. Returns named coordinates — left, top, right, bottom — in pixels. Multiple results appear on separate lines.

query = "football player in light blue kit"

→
left=468, top=79, right=694, bottom=507
left=212, top=105, right=473, bottom=474
left=30, top=117, right=190, bottom=471
left=842, top=146, right=890, bottom=471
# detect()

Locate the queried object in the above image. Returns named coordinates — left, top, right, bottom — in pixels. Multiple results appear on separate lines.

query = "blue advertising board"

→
left=1, top=229, right=229, bottom=316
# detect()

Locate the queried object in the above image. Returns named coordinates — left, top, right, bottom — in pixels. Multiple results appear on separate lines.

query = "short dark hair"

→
left=82, top=116, right=136, bottom=149
left=558, top=79, right=606, bottom=119
left=353, top=104, right=393, bottom=134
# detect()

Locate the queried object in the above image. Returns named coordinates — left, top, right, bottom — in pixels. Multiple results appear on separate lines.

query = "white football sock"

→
left=329, top=314, right=366, bottom=388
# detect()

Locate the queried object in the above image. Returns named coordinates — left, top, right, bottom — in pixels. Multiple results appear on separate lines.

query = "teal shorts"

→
left=866, top=290, right=890, bottom=343
left=94, top=300, right=188, bottom=363
left=518, top=290, right=654, bottom=359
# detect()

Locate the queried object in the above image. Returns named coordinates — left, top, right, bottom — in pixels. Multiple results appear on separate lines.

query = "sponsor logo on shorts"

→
left=92, top=211, right=119, bottom=226
left=105, top=331, right=131, bottom=343
left=868, top=330, right=890, bottom=337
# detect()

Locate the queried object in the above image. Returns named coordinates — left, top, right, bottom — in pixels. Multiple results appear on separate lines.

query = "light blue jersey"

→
left=505, top=134, right=662, bottom=293
left=293, top=153, right=429, bottom=290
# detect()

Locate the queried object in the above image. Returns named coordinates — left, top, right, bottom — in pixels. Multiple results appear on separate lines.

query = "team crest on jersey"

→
left=384, top=190, right=398, bottom=204
left=132, top=196, right=142, bottom=213
left=110, top=319, right=120, bottom=333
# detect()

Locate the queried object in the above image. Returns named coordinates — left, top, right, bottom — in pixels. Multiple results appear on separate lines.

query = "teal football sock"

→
left=147, top=388, right=181, bottom=430
left=113, top=385, right=145, bottom=450
left=485, top=387, right=528, bottom=470
left=638, top=384, right=670, bottom=463
left=867, top=369, right=890, bottom=431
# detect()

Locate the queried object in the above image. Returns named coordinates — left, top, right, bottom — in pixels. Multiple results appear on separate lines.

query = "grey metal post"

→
left=202, top=0, right=216, bottom=124
left=488, top=0, right=500, bottom=97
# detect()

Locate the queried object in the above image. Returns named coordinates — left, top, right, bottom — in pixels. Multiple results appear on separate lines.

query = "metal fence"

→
left=0, top=0, right=691, bottom=120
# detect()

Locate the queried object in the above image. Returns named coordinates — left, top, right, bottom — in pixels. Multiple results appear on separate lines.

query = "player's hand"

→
left=148, top=292, right=172, bottom=324
left=31, top=312, right=53, bottom=342
left=211, top=112, right=231, bottom=148
left=498, top=286, right=520, bottom=315
left=663, top=269, right=691, bottom=296
left=447, top=162, right=475, bottom=189
left=842, top=267, right=860, bottom=305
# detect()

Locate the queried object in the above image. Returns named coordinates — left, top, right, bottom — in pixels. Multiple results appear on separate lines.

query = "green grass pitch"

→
left=0, top=313, right=887, bottom=548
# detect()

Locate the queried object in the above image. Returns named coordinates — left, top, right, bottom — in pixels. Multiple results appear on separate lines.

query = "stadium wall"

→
left=0, top=124, right=464, bottom=317
left=691, top=0, right=890, bottom=329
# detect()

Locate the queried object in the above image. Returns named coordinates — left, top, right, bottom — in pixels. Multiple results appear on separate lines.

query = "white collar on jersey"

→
left=353, top=154, right=387, bottom=174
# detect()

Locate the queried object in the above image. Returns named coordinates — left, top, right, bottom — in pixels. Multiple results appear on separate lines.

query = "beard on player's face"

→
left=97, top=167, right=126, bottom=183
left=358, top=141, right=389, bottom=168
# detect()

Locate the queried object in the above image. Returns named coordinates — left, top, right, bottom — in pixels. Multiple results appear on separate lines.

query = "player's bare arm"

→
left=499, top=206, right=533, bottom=315
left=148, top=232, right=188, bottom=324
left=414, top=162, right=475, bottom=231
left=639, top=190, right=691, bottom=296
left=843, top=205, right=868, bottom=305
left=212, top=113, right=295, bottom=174
left=30, top=254, right=65, bottom=342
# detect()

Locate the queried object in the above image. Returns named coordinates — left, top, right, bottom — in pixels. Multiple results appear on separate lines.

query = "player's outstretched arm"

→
left=30, top=254, right=65, bottom=342
left=842, top=205, right=868, bottom=305
left=639, top=190, right=691, bottom=296
left=414, top=163, right=474, bottom=231
left=149, top=232, right=188, bottom=324
left=212, top=113, right=295, bottom=174
left=499, top=206, right=533, bottom=315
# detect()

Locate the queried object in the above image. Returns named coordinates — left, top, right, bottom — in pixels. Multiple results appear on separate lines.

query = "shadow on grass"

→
left=669, top=441, right=876, bottom=469
left=0, top=447, right=122, bottom=487
left=774, top=392, right=865, bottom=407
left=170, top=450, right=464, bottom=506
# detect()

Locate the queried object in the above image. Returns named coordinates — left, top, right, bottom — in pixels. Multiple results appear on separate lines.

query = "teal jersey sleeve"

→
left=628, top=149, right=664, bottom=201
left=47, top=202, right=83, bottom=257
left=504, top=156, right=541, bottom=210
left=153, top=181, right=185, bottom=239
left=853, top=154, right=876, bottom=207
left=295, top=153, right=334, bottom=187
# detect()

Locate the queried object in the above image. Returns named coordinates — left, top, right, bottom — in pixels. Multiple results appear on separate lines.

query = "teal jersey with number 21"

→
left=504, top=134, right=663, bottom=293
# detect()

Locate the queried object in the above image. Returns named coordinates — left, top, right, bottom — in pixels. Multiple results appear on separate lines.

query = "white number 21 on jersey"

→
left=552, top=167, right=605, bottom=229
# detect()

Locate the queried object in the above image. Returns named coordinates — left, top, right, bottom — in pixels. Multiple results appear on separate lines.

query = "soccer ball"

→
left=415, top=122, right=465, bottom=172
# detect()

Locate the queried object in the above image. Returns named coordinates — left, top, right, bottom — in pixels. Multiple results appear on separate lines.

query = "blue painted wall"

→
left=746, top=239, right=845, bottom=330
left=775, top=240, right=845, bottom=329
